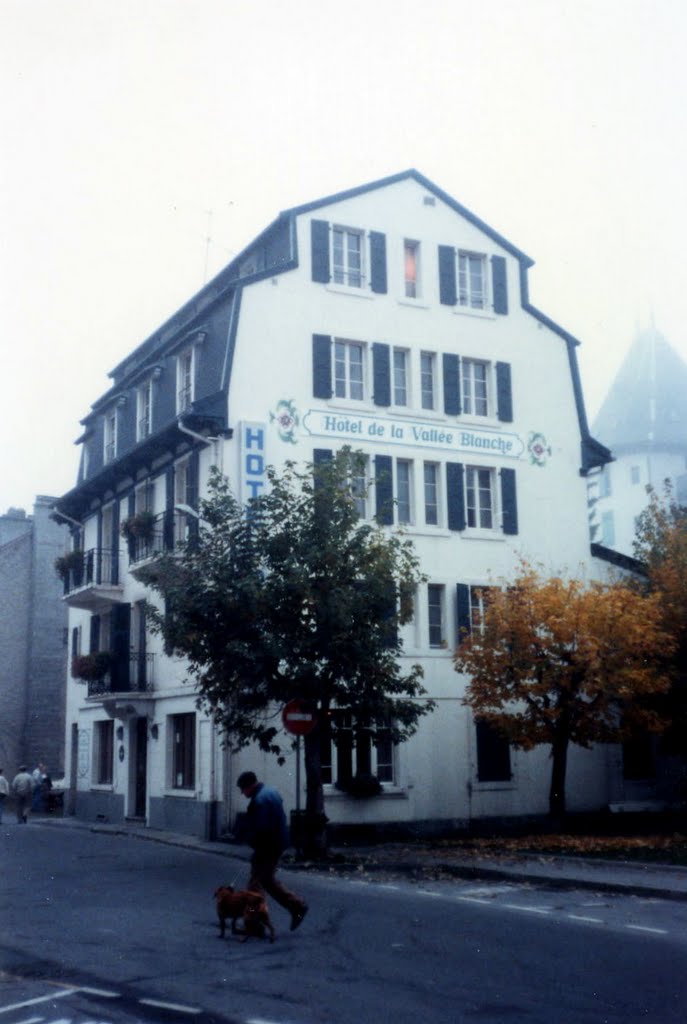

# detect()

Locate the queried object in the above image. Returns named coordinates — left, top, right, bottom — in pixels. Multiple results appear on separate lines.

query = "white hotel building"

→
left=55, top=170, right=628, bottom=839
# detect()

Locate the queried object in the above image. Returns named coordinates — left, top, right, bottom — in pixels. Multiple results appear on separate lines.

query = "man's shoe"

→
left=290, top=906, right=308, bottom=931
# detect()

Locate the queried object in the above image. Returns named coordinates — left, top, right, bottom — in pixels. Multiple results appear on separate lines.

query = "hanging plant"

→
left=335, top=773, right=384, bottom=798
left=71, top=651, right=113, bottom=682
left=54, top=550, right=84, bottom=581
left=120, top=511, right=156, bottom=542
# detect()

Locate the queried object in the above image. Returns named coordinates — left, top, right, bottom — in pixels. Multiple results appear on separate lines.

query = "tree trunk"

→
left=299, top=723, right=329, bottom=859
left=548, top=724, right=570, bottom=824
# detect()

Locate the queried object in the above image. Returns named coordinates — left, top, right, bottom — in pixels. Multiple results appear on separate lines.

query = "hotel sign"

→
left=302, top=409, right=524, bottom=459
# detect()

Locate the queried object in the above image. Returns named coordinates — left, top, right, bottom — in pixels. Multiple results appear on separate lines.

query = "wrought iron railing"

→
left=86, top=650, right=155, bottom=697
left=62, top=548, right=120, bottom=595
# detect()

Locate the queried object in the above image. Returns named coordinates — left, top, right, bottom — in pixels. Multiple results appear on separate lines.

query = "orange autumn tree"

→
left=633, top=483, right=687, bottom=751
left=455, top=563, right=674, bottom=819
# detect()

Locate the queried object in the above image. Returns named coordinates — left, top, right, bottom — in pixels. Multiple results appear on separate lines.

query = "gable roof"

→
left=282, top=168, right=535, bottom=267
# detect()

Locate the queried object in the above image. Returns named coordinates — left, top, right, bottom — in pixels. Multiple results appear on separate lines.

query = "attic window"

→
left=423, top=196, right=436, bottom=206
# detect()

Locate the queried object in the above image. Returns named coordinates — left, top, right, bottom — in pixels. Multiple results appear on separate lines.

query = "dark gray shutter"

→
left=110, top=501, right=120, bottom=586
left=375, top=454, right=393, bottom=526
left=496, top=361, right=513, bottom=422
left=491, top=255, right=508, bottom=315
left=313, top=448, right=332, bottom=493
left=89, top=614, right=101, bottom=654
left=311, top=220, right=330, bottom=283
left=124, top=492, right=135, bottom=561
left=442, top=353, right=461, bottom=415
left=438, top=245, right=457, bottom=306
left=372, top=343, right=391, bottom=407
left=110, top=603, right=131, bottom=692
left=446, top=462, right=466, bottom=531
left=96, top=513, right=103, bottom=584
left=370, top=231, right=388, bottom=294
left=500, top=468, right=518, bottom=535
left=187, top=450, right=200, bottom=548
left=312, top=334, right=333, bottom=399
left=456, top=583, right=471, bottom=644
left=164, top=465, right=175, bottom=551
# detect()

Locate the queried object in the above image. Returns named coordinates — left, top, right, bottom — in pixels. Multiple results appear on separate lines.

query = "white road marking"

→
left=626, top=924, right=668, bottom=935
left=0, top=992, right=76, bottom=1015
left=456, top=896, right=490, bottom=905
left=13, top=1017, right=44, bottom=1024
left=139, top=998, right=202, bottom=1014
left=503, top=904, right=551, bottom=915
left=77, top=988, right=120, bottom=999
left=417, top=889, right=442, bottom=897
left=568, top=914, right=604, bottom=924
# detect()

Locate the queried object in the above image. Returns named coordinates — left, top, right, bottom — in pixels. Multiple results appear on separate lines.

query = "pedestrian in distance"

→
left=31, top=762, right=47, bottom=813
left=236, top=771, right=308, bottom=932
left=0, top=769, right=9, bottom=823
left=12, top=766, right=34, bottom=823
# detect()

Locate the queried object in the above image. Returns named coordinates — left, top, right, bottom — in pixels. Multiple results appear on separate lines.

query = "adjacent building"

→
left=0, top=498, right=69, bottom=778
left=588, top=327, right=687, bottom=557
left=56, top=170, right=628, bottom=839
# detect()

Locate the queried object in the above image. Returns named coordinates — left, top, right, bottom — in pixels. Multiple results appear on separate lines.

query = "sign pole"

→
left=296, top=735, right=301, bottom=813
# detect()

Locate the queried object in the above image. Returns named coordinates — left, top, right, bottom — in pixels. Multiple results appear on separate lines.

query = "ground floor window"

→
left=475, top=719, right=511, bottom=783
left=623, top=732, right=656, bottom=780
left=94, top=720, right=114, bottom=785
left=170, top=712, right=196, bottom=789
left=321, top=710, right=395, bottom=789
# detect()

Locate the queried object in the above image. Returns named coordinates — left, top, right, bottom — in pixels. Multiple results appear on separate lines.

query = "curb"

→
left=34, top=817, right=687, bottom=903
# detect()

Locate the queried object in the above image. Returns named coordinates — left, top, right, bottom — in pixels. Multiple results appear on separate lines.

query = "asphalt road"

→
left=1, top=822, right=686, bottom=1024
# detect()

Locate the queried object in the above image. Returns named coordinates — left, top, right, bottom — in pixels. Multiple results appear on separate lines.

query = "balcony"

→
left=81, top=650, right=156, bottom=700
left=124, top=515, right=167, bottom=565
left=61, top=548, right=124, bottom=611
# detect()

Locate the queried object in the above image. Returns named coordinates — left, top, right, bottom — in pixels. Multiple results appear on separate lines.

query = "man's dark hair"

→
left=237, top=771, right=257, bottom=790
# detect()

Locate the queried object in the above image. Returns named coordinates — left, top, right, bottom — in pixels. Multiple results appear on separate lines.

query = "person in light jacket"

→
left=0, top=769, right=9, bottom=823
left=12, top=766, right=34, bottom=823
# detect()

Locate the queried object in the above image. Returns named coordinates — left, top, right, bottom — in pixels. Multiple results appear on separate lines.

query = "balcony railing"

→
left=86, top=650, right=155, bottom=698
left=127, top=526, right=166, bottom=564
left=61, top=548, right=119, bottom=596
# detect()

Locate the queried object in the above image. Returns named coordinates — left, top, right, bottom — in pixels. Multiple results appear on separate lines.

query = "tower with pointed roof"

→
left=588, top=328, right=687, bottom=556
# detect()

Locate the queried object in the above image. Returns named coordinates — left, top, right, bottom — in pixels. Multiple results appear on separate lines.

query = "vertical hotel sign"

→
left=239, top=421, right=268, bottom=504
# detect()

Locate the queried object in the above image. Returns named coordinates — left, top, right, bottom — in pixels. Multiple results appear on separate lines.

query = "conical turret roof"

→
left=592, top=329, right=687, bottom=455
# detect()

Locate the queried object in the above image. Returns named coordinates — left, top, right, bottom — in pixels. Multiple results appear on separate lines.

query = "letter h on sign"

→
left=240, top=422, right=267, bottom=503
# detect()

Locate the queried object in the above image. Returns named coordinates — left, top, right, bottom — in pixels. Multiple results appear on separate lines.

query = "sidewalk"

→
left=33, top=813, right=687, bottom=902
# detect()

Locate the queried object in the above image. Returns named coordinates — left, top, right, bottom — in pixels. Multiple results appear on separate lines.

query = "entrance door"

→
left=134, top=717, right=148, bottom=818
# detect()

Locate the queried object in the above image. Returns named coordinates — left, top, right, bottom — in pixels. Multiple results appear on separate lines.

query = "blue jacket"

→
left=245, top=783, right=290, bottom=855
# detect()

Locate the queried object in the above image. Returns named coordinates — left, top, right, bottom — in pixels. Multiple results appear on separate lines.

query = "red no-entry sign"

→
left=282, top=698, right=317, bottom=736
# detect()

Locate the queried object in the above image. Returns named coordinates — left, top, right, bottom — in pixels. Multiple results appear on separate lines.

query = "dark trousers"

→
left=248, top=851, right=305, bottom=917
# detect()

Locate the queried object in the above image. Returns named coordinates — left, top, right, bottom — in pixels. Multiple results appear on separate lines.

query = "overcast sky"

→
left=2, top=0, right=686, bottom=512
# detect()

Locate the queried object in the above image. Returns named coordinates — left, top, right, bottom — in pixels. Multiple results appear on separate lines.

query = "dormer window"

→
left=104, top=410, right=117, bottom=464
left=177, top=349, right=194, bottom=414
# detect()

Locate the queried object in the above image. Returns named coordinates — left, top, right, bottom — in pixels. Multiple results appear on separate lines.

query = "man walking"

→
left=237, top=771, right=308, bottom=931
left=12, top=766, right=34, bottom=824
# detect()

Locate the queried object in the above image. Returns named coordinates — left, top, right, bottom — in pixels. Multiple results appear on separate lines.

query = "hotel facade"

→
left=56, top=170, right=629, bottom=838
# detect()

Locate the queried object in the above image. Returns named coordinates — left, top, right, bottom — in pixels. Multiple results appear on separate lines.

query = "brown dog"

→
left=241, top=900, right=276, bottom=943
left=214, top=885, right=275, bottom=941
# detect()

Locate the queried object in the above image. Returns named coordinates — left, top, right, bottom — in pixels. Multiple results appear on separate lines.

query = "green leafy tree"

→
left=135, top=452, right=433, bottom=852
left=633, top=483, right=687, bottom=752
left=455, top=563, right=673, bottom=819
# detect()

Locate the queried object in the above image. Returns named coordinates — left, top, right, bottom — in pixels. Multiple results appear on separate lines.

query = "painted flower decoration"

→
left=270, top=399, right=299, bottom=444
left=527, top=431, right=552, bottom=466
